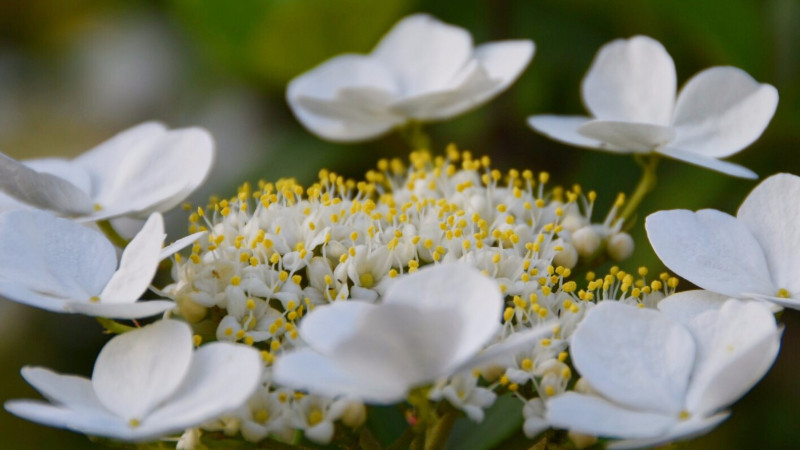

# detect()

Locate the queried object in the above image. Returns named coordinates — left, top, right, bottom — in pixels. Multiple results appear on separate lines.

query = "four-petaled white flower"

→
left=646, top=173, right=800, bottom=310
left=5, top=320, right=262, bottom=442
left=273, top=263, right=554, bottom=403
left=0, top=210, right=201, bottom=318
left=0, top=122, right=214, bottom=220
left=528, top=35, right=777, bottom=178
left=546, top=299, right=781, bottom=449
left=287, top=14, right=534, bottom=142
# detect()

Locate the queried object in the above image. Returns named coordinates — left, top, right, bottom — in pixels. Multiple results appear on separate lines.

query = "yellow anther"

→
left=230, top=276, right=241, bottom=286
left=246, top=299, right=256, bottom=310
left=292, top=275, right=302, bottom=285
left=558, top=352, right=568, bottom=362
left=279, top=271, right=289, bottom=282
left=193, top=335, right=202, bottom=347
left=521, top=358, right=533, bottom=371
left=777, top=288, right=790, bottom=298
left=503, top=307, right=514, bottom=322
left=224, top=327, right=233, bottom=336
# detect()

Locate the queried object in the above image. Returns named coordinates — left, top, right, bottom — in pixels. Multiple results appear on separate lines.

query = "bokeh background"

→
left=1, top=0, right=798, bottom=448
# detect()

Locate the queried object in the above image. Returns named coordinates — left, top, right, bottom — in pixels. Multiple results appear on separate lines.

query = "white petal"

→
left=581, top=36, right=676, bottom=125
left=146, top=342, right=261, bottom=432
left=570, top=302, right=694, bottom=415
left=382, top=263, right=502, bottom=370
left=67, top=300, right=175, bottom=319
left=272, top=348, right=406, bottom=403
left=0, top=152, right=93, bottom=215
left=546, top=392, right=676, bottom=439
left=737, top=173, right=800, bottom=292
left=100, top=213, right=164, bottom=303
left=657, top=147, right=757, bottom=179
left=25, top=158, right=93, bottom=195
left=160, top=231, right=206, bottom=260
left=4, top=400, right=132, bottom=440
left=86, top=128, right=215, bottom=219
left=671, top=67, right=778, bottom=158
left=20, top=367, right=107, bottom=413
left=0, top=280, right=69, bottom=312
left=683, top=300, right=780, bottom=416
left=92, top=320, right=193, bottom=421
left=299, top=300, right=376, bottom=354
left=0, top=210, right=116, bottom=300
left=287, top=54, right=402, bottom=142
left=577, top=120, right=675, bottom=152
left=646, top=209, right=774, bottom=297
left=608, top=412, right=729, bottom=449
left=527, top=115, right=605, bottom=149
left=474, top=40, right=535, bottom=92
left=453, top=321, right=557, bottom=374
left=372, top=14, right=473, bottom=97
left=658, top=290, right=730, bottom=324
left=73, top=122, right=168, bottom=198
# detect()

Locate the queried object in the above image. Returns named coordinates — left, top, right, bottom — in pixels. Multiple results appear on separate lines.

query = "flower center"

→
left=359, top=272, right=375, bottom=288
left=777, top=288, right=790, bottom=298
left=128, top=418, right=141, bottom=428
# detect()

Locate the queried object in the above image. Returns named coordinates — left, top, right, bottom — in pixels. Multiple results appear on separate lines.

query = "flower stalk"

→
left=620, top=154, right=660, bottom=222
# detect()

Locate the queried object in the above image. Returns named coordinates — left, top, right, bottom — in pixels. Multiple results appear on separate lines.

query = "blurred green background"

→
left=0, top=0, right=798, bottom=448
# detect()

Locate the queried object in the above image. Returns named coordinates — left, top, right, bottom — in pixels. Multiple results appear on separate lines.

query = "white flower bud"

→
left=552, top=242, right=578, bottom=269
left=607, top=232, right=634, bottom=261
left=571, top=226, right=601, bottom=258
left=341, top=401, right=367, bottom=428
left=559, top=214, right=585, bottom=233
left=178, top=296, right=207, bottom=323
left=176, top=428, right=202, bottom=450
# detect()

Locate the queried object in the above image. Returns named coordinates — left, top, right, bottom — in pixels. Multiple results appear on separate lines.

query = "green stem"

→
left=399, top=121, right=432, bottom=151
left=98, top=220, right=130, bottom=248
left=97, top=317, right=137, bottom=334
left=359, top=427, right=384, bottom=450
left=619, top=154, right=660, bottom=222
left=386, top=428, right=415, bottom=450
left=424, top=409, right=458, bottom=450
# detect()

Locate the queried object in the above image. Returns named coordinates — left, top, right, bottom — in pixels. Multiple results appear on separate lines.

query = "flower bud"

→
left=178, top=296, right=207, bottom=323
left=571, top=226, right=601, bottom=258
left=559, top=214, right=585, bottom=233
left=607, top=232, right=634, bottom=261
left=341, top=401, right=367, bottom=428
left=552, top=242, right=578, bottom=269
left=176, top=428, right=202, bottom=450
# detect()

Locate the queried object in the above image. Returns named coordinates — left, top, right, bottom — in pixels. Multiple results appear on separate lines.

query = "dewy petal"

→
left=646, top=209, right=774, bottom=297
left=656, top=147, right=757, bottom=179
left=298, top=300, right=376, bottom=355
left=608, top=412, right=730, bottom=449
left=546, top=392, right=677, bottom=439
left=577, top=120, right=675, bottom=152
left=671, top=66, right=778, bottom=158
left=272, top=348, right=407, bottom=404
left=92, top=320, right=193, bottom=422
left=287, top=54, right=402, bottom=142
left=683, top=300, right=780, bottom=417
left=737, top=173, right=800, bottom=293
left=381, top=263, right=502, bottom=370
left=372, top=14, right=474, bottom=97
left=0, top=210, right=116, bottom=301
left=67, top=300, right=175, bottom=319
left=527, top=115, right=606, bottom=150
left=581, top=36, right=676, bottom=125
left=99, top=213, right=164, bottom=303
left=145, top=342, right=261, bottom=434
left=20, top=367, right=107, bottom=413
left=86, top=128, right=215, bottom=219
left=0, top=152, right=93, bottom=215
left=570, top=302, right=695, bottom=415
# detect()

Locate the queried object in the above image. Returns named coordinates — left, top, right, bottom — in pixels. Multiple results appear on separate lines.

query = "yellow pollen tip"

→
left=777, top=288, right=790, bottom=298
left=89, top=296, right=100, bottom=303
left=128, top=418, right=140, bottom=428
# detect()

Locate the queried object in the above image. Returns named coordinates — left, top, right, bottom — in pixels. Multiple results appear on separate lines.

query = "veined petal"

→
left=372, top=14, right=473, bottom=97
left=581, top=36, right=676, bottom=125
left=0, top=210, right=116, bottom=301
left=546, top=392, right=677, bottom=439
left=527, top=115, right=605, bottom=150
left=272, top=348, right=407, bottom=404
left=657, top=147, right=757, bottom=179
left=67, top=300, right=175, bottom=319
left=382, top=263, right=502, bottom=370
left=578, top=120, right=675, bottom=152
left=646, top=209, right=774, bottom=297
left=92, top=320, right=193, bottom=422
left=570, top=302, right=694, bottom=415
left=100, top=213, right=164, bottom=303
left=683, top=300, right=780, bottom=417
left=737, top=173, right=800, bottom=293
left=671, top=67, right=778, bottom=158
left=608, top=412, right=729, bottom=449
left=145, top=342, right=261, bottom=433
left=0, top=152, right=93, bottom=215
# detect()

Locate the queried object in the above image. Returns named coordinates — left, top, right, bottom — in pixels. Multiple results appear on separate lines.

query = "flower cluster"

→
left=0, top=10, right=791, bottom=450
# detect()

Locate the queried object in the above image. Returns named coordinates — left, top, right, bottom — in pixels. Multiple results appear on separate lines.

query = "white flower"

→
left=4, top=320, right=262, bottom=442
left=546, top=299, right=781, bottom=449
left=287, top=14, right=534, bottom=142
left=0, top=210, right=201, bottom=318
left=0, top=122, right=214, bottom=220
left=528, top=36, right=777, bottom=178
left=272, top=263, right=554, bottom=403
left=428, top=373, right=496, bottom=423
left=646, top=173, right=800, bottom=309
